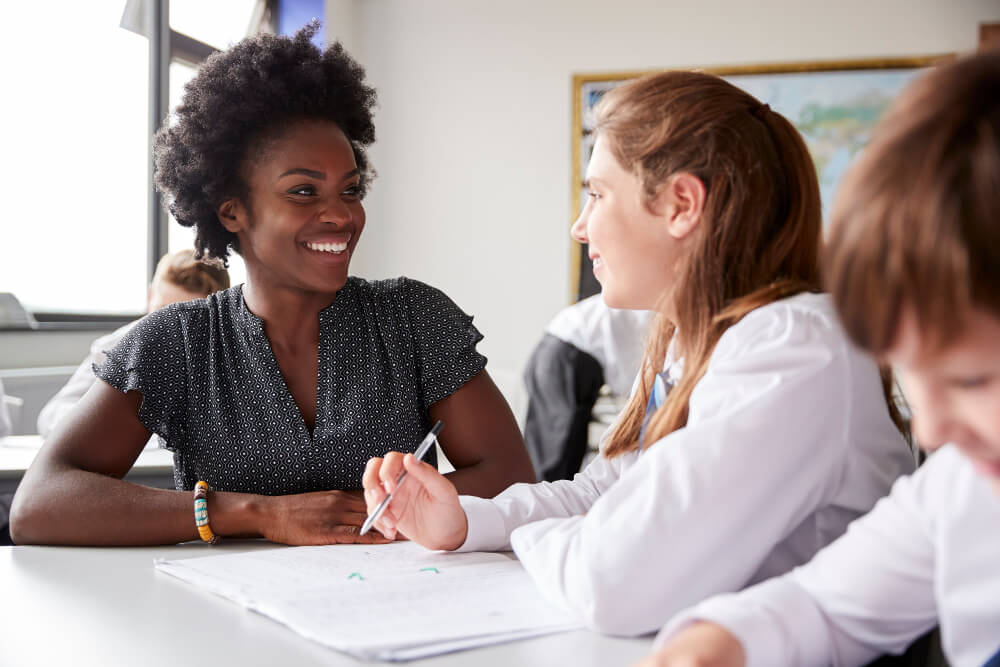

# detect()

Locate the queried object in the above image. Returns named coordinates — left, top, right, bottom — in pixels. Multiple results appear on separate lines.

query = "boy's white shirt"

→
left=657, top=443, right=1000, bottom=666
left=457, top=292, right=916, bottom=635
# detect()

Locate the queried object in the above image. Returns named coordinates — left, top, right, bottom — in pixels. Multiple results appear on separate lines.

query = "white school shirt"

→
left=545, top=294, right=654, bottom=397
left=36, top=321, right=136, bottom=437
left=457, top=292, right=915, bottom=636
left=658, top=444, right=1000, bottom=667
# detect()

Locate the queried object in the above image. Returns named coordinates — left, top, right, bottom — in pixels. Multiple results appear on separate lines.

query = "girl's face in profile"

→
left=889, top=307, right=1000, bottom=495
left=232, top=119, right=366, bottom=295
left=571, top=136, right=681, bottom=311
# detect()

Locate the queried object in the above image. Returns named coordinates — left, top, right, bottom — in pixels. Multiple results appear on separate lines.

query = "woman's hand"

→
left=255, top=489, right=392, bottom=545
left=363, top=452, right=468, bottom=550
left=632, top=623, right=745, bottom=667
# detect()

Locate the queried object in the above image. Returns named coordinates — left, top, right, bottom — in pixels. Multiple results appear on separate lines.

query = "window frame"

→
left=3, top=0, right=274, bottom=330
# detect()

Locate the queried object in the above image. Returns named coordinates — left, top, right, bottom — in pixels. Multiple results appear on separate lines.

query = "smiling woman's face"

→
left=223, top=119, right=366, bottom=296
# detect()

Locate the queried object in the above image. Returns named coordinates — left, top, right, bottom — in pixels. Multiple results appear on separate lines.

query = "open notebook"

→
left=155, top=541, right=581, bottom=661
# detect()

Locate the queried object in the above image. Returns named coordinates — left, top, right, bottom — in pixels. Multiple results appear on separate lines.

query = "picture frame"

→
left=569, top=55, right=951, bottom=302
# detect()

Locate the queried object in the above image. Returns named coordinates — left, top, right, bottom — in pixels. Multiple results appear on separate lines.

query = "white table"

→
left=0, top=435, right=175, bottom=494
left=0, top=542, right=654, bottom=666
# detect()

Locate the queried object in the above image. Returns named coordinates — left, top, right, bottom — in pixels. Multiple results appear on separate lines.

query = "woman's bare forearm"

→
left=445, top=452, right=535, bottom=498
left=9, top=461, right=262, bottom=546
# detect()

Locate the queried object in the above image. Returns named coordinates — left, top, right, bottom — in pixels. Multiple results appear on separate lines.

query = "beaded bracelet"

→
left=193, top=480, right=221, bottom=544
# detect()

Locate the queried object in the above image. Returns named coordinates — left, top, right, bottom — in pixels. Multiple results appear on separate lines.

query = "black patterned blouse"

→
left=96, top=277, right=486, bottom=494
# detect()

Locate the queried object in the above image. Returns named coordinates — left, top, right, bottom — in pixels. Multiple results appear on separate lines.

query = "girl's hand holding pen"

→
left=362, top=451, right=468, bottom=551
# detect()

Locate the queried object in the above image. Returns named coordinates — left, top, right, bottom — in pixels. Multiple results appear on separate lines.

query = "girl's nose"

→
left=570, top=211, right=588, bottom=244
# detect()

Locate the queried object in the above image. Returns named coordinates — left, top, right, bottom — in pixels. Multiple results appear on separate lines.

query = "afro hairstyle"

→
left=153, top=22, right=376, bottom=262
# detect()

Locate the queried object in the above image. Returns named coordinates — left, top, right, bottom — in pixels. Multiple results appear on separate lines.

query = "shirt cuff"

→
left=655, top=577, right=824, bottom=667
left=456, top=495, right=510, bottom=552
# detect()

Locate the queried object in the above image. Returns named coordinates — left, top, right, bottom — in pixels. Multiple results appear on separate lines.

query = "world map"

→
left=727, top=69, right=922, bottom=223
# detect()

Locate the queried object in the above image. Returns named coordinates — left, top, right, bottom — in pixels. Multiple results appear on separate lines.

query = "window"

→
left=170, top=0, right=261, bottom=51
left=0, top=3, right=150, bottom=315
left=0, top=1, right=264, bottom=318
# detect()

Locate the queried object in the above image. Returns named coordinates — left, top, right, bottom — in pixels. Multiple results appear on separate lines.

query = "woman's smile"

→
left=302, top=235, right=352, bottom=264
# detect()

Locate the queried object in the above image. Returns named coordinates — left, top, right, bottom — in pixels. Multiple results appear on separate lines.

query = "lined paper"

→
left=155, top=542, right=580, bottom=661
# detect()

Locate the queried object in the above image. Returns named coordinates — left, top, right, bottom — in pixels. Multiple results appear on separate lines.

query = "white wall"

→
left=341, top=0, right=998, bottom=404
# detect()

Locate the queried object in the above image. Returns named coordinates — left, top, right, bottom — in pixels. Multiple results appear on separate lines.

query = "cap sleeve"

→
left=94, top=307, right=188, bottom=445
left=402, top=279, right=487, bottom=409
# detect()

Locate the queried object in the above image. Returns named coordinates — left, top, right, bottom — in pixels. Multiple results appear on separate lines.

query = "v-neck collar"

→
left=234, top=280, right=358, bottom=441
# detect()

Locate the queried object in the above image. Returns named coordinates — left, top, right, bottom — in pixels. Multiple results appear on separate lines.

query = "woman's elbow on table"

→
left=8, top=486, right=46, bottom=545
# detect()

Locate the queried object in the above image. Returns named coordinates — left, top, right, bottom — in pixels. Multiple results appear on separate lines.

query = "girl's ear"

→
left=217, top=198, right=247, bottom=234
left=657, top=172, right=706, bottom=240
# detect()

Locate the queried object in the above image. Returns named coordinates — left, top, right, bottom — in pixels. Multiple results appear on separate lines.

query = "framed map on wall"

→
left=569, top=55, right=950, bottom=302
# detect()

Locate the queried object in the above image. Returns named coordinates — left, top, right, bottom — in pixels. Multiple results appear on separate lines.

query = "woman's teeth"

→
left=306, top=241, right=348, bottom=253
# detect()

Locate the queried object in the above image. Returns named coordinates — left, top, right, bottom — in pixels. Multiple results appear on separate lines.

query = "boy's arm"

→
left=654, top=451, right=948, bottom=667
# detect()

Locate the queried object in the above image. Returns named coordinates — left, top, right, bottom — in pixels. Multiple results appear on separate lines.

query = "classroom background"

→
left=1, top=0, right=998, bottom=436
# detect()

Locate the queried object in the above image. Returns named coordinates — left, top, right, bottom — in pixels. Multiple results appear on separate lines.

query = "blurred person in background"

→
left=36, top=249, right=230, bottom=438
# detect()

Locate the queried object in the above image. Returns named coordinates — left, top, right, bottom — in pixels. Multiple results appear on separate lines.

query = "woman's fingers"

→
left=331, top=524, right=392, bottom=544
left=337, top=511, right=369, bottom=526
left=334, top=490, right=368, bottom=514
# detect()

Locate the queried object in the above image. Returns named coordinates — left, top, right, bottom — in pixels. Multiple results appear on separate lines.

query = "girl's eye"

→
left=587, top=190, right=601, bottom=201
left=289, top=184, right=317, bottom=196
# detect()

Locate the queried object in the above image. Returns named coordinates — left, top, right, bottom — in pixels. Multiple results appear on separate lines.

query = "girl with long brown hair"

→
left=643, top=51, right=1000, bottom=667
left=361, top=70, right=914, bottom=635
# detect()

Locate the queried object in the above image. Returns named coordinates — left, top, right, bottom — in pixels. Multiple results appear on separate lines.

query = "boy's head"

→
left=148, top=249, right=230, bottom=311
left=824, top=51, right=1000, bottom=489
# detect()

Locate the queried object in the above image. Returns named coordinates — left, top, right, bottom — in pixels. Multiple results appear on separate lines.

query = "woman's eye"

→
left=289, top=185, right=317, bottom=196
left=342, top=184, right=361, bottom=199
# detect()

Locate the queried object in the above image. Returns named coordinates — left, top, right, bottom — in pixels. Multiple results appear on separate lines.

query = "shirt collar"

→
left=235, top=279, right=357, bottom=341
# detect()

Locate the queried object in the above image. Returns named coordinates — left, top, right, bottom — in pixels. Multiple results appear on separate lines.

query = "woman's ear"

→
left=658, top=172, right=706, bottom=240
left=217, top=198, right=246, bottom=234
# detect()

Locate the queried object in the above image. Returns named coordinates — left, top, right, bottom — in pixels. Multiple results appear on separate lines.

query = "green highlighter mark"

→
left=419, top=567, right=440, bottom=574
left=348, top=572, right=364, bottom=581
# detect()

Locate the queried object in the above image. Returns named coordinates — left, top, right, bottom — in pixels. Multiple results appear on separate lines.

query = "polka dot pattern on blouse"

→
left=96, top=277, right=486, bottom=494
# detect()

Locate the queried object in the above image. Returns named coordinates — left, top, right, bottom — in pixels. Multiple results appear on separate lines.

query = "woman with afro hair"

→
left=10, top=24, right=534, bottom=546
